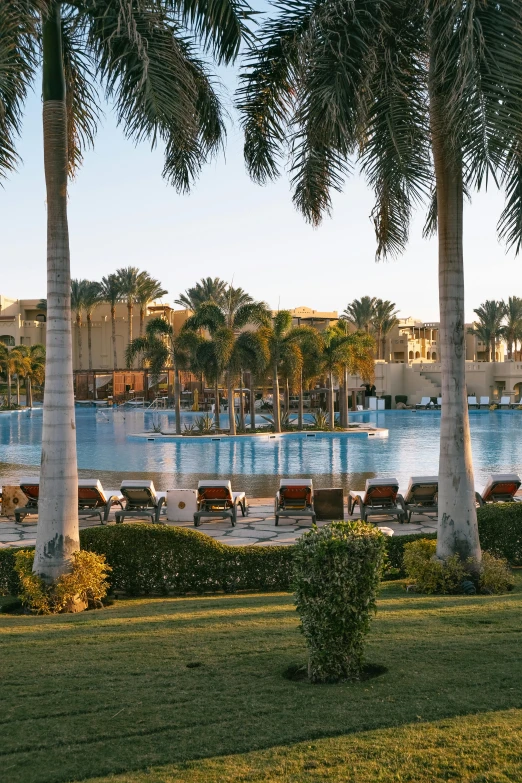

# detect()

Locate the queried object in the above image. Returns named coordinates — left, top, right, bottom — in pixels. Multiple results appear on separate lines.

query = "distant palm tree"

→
left=36, top=299, right=47, bottom=313
left=82, top=282, right=103, bottom=372
left=184, top=289, right=270, bottom=434
left=10, top=344, right=46, bottom=407
left=117, top=267, right=148, bottom=363
left=175, top=278, right=229, bottom=311
left=136, top=276, right=168, bottom=337
left=71, top=279, right=88, bottom=372
left=126, top=318, right=170, bottom=389
left=235, top=329, right=270, bottom=432
left=469, top=301, right=507, bottom=362
left=371, top=300, right=399, bottom=360
left=341, top=297, right=377, bottom=334
left=501, top=297, right=522, bottom=361
left=259, top=311, right=304, bottom=433
left=0, top=344, right=17, bottom=408
left=99, top=275, right=122, bottom=370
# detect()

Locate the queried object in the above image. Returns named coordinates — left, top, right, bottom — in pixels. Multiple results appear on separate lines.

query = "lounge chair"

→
left=479, top=396, right=490, bottom=408
left=115, top=480, right=165, bottom=523
left=436, top=397, right=442, bottom=409
left=468, top=396, right=478, bottom=409
left=15, top=478, right=40, bottom=522
left=274, top=479, right=316, bottom=525
left=475, top=474, right=521, bottom=506
left=499, top=396, right=512, bottom=409
left=78, top=480, right=123, bottom=524
left=416, top=397, right=431, bottom=409
left=348, top=478, right=406, bottom=523
left=194, top=480, right=247, bottom=527
left=399, top=476, right=438, bottom=522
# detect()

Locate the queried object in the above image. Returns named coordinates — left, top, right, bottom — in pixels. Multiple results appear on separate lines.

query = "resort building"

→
left=0, top=295, right=47, bottom=348
left=286, top=306, right=339, bottom=331
left=385, top=318, right=505, bottom=364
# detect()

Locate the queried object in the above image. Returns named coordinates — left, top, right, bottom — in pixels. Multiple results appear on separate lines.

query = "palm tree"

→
left=341, top=297, right=377, bottom=334
left=82, top=282, right=103, bottom=372
left=501, top=297, right=522, bottom=361
left=126, top=319, right=170, bottom=389
left=238, top=0, right=522, bottom=563
left=175, top=278, right=229, bottom=311
left=235, top=329, right=270, bottom=432
left=184, top=290, right=270, bottom=435
left=136, top=276, right=168, bottom=338
left=10, top=344, right=46, bottom=408
left=468, top=301, right=507, bottom=362
left=259, top=311, right=304, bottom=433
left=371, top=300, right=399, bottom=360
left=2, top=0, right=250, bottom=581
left=0, top=344, right=17, bottom=408
left=99, top=274, right=122, bottom=370
left=117, top=267, right=148, bottom=361
left=71, top=279, right=87, bottom=372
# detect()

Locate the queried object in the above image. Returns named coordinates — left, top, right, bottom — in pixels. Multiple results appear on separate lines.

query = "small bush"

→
left=479, top=551, right=515, bottom=594
left=477, top=502, right=522, bottom=565
left=293, top=521, right=386, bottom=683
left=404, top=538, right=514, bottom=595
left=0, top=548, right=23, bottom=596
left=403, top=539, right=467, bottom=594
left=14, top=549, right=111, bottom=614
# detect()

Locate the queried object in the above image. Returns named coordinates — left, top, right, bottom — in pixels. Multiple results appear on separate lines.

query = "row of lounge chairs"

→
left=12, top=474, right=521, bottom=528
left=417, top=396, right=519, bottom=409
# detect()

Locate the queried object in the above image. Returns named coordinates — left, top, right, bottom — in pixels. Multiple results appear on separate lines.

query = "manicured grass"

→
left=1, top=578, right=522, bottom=783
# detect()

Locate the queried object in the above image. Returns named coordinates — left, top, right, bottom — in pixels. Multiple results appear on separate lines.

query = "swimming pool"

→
left=1, top=408, right=521, bottom=496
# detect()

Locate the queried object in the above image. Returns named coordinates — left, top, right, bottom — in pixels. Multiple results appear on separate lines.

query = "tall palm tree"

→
left=136, top=276, right=168, bottom=337
left=238, top=0, right=522, bottom=563
left=371, top=300, right=399, bottom=360
left=71, top=279, right=87, bottom=372
left=259, top=311, right=303, bottom=433
left=235, top=329, right=270, bottom=432
left=341, top=297, right=377, bottom=334
left=175, top=278, right=229, bottom=311
left=117, top=267, right=147, bottom=361
left=82, top=281, right=102, bottom=372
left=501, top=297, right=522, bottom=361
left=126, top=318, right=170, bottom=389
left=99, top=274, right=122, bottom=370
left=1, top=0, right=251, bottom=581
left=0, top=344, right=17, bottom=408
left=468, top=301, right=507, bottom=362
left=184, top=291, right=270, bottom=435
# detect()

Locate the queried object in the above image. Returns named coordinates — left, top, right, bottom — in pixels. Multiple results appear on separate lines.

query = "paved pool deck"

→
left=0, top=498, right=438, bottom=549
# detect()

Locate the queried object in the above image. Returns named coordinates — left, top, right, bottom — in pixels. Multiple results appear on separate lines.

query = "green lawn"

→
left=1, top=578, right=522, bottom=783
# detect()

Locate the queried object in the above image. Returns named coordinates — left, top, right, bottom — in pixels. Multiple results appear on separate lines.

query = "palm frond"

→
left=498, top=151, right=522, bottom=255
left=0, top=1, right=39, bottom=179
left=173, top=0, right=254, bottom=65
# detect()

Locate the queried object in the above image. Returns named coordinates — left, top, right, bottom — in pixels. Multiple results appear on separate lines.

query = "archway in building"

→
left=514, top=383, right=522, bottom=403
left=427, top=352, right=431, bottom=360
left=409, top=351, right=414, bottom=360
left=432, top=352, right=437, bottom=360
left=415, top=351, right=420, bottom=359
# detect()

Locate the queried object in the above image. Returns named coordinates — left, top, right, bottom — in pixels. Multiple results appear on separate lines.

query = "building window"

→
left=408, top=351, right=414, bottom=360
left=0, top=335, right=15, bottom=347
left=415, top=351, right=420, bottom=359
left=432, top=352, right=437, bottom=360
left=427, top=352, right=431, bottom=360
left=35, top=314, right=46, bottom=323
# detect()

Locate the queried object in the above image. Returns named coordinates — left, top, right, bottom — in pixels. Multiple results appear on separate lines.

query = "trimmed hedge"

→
left=1, top=502, right=521, bottom=597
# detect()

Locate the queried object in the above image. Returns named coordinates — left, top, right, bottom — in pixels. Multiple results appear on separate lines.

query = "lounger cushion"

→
left=120, top=480, right=157, bottom=503
left=404, top=476, right=438, bottom=503
left=78, top=479, right=107, bottom=502
left=481, top=473, right=521, bottom=500
left=279, top=478, right=313, bottom=489
left=365, top=478, right=399, bottom=490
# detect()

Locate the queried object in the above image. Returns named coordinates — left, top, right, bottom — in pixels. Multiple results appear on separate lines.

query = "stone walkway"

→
left=0, top=498, right=438, bottom=548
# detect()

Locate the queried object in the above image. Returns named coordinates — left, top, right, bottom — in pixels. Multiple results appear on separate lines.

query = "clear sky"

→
left=1, top=37, right=520, bottom=322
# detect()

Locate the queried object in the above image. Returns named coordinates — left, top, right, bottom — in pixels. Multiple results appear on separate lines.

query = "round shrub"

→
left=292, top=521, right=386, bottom=683
left=478, top=552, right=514, bottom=594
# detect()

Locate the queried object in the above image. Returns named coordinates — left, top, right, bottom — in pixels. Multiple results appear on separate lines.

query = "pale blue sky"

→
left=1, top=42, right=519, bottom=321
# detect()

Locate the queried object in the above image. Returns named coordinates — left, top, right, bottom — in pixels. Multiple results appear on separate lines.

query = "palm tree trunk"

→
left=430, top=68, right=481, bottom=563
left=7, top=371, right=12, bottom=408
left=111, top=305, right=118, bottom=369
left=214, top=379, right=221, bottom=429
left=490, top=337, right=495, bottom=363
left=27, top=376, right=33, bottom=409
left=343, top=366, right=349, bottom=427
left=250, top=382, right=256, bottom=432
left=298, top=370, right=304, bottom=431
left=87, top=313, right=93, bottom=371
left=227, top=370, right=236, bottom=435
left=140, top=305, right=145, bottom=337
left=381, top=335, right=387, bottom=362
left=239, top=369, right=245, bottom=431
left=284, top=378, right=290, bottom=421
left=76, top=313, right=83, bottom=371
left=328, top=371, right=335, bottom=431
left=34, top=3, right=80, bottom=581
left=174, top=366, right=181, bottom=435
left=272, top=361, right=281, bottom=433
left=127, top=302, right=133, bottom=367
left=16, top=375, right=20, bottom=406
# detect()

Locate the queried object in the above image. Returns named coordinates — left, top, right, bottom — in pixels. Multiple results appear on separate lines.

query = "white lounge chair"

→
left=116, top=480, right=165, bottom=523
left=436, top=397, right=442, bottom=408
left=499, top=396, right=512, bottom=409
left=274, top=479, right=315, bottom=525
left=468, top=396, right=478, bottom=409
left=348, top=478, right=405, bottom=523
left=479, top=396, right=490, bottom=408
left=78, top=479, right=123, bottom=524
left=399, top=476, right=438, bottom=522
left=475, top=474, right=521, bottom=506
left=416, top=397, right=431, bottom=409
left=194, top=480, right=247, bottom=527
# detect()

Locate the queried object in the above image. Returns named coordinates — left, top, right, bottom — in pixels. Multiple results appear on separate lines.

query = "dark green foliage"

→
left=0, top=548, right=24, bottom=596
left=384, top=532, right=437, bottom=577
left=79, top=524, right=293, bottom=595
left=293, top=521, right=387, bottom=682
left=395, top=395, right=408, bottom=404
left=477, top=503, right=522, bottom=566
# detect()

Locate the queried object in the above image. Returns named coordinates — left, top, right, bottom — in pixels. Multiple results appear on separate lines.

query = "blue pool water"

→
left=1, top=408, right=521, bottom=496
